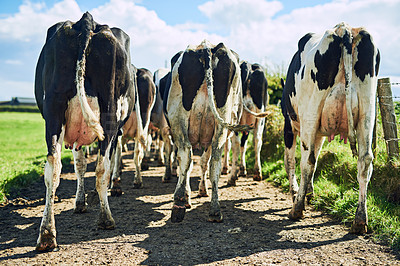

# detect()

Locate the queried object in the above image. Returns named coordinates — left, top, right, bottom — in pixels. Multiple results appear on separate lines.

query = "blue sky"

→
left=0, top=0, right=399, bottom=101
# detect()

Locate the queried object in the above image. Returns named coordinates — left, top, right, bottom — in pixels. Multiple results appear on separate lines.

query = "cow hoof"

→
left=198, top=190, right=208, bottom=197
left=172, top=169, right=178, bottom=177
left=171, top=206, right=186, bottom=223
left=350, top=222, right=368, bottom=234
left=98, top=218, right=115, bottom=230
left=227, top=179, right=236, bottom=186
left=239, top=167, right=246, bottom=177
left=253, top=174, right=262, bottom=181
left=110, top=187, right=123, bottom=197
left=162, top=176, right=171, bottom=183
left=36, top=231, right=58, bottom=252
left=221, top=167, right=228, bottom=175
left=133, top=182, right=143, bottom=189
left=74, top=202, right=87, bottom=213
left=288, top=210, right=304, bottom=220
left=208, top=212, right=223, bottom=223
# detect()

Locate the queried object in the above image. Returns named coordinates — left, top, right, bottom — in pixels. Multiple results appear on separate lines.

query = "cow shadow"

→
left=1, top=152, right=399, bottom=263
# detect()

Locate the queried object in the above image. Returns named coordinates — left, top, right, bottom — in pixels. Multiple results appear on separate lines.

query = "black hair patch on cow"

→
left=354, top=30, right=375, bottom=82
left=240, top=61, right=251, bottom=97
left=178, top=50, right=205, bottom=111
left=342, top=30, right=352, bottom=55
left=375, top=49, right=380, bottom=76
left=212, top=44, right=235, bottom=108
left=241, top=132, right=249, bottom=147
left=302, top=142, right=309, bottom=151
left=310, top=69, right=316, bottom=83
left=301, top=66, right=305, bottom=80
left=249, top=69, right=268, bottom=109
left=171, top=51, right=183, bottom=69
left=308, top=150, right=316, bottom=165
left=162, top=72, right=172, bottom=115
left=159, top=72, right=170, bottom=101
left=137, top=68, right=155, bottom=128
left=281, top=33, right=313, bottom=123
left=314, top=35, right=341, bottom=91
left=283, top=113, right=295, bottom=149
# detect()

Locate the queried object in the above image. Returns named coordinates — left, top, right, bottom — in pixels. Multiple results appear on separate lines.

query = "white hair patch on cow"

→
left=116, top=96, right=129, bottom=122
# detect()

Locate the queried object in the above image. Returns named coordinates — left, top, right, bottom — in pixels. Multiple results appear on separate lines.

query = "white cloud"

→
left=199, top=0, right=283, bottom=27
left=0, top=0, right=82, bottom=43
left=197, top=0, right=400, bottom=77
left=5, top=60, right=23, bottom=65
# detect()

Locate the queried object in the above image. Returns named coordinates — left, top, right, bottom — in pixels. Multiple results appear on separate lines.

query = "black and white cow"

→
left=165, top=40, right=251, bottom=223
left=34, top=12, right=137, bottom=251
left=281, top=22, right=380, bottom=234
left=150, top=68, right=177, bottom=182
left=222, top=62, right=269, bottom=186
left=111, top=67, right=156, bottom=190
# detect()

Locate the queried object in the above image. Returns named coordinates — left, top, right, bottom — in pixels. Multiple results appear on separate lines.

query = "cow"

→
left=111, top=67, right=155, bottom=191
left=281, top=22, right=380, bottom=234
left=34, top=12, right=138, bottom=251
left=222, top=61, right=269, bottom=186
left=150, top=68, right=177, bottom=182
left=165, top=40, right=251, bottom=223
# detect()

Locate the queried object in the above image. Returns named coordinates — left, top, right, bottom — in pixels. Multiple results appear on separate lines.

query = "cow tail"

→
left=75, top=12, right=105, bottom=141
left=243, top=104, right=271, bottom=118
left=204, top=48, right=252, bottom=132
left=342, top=27, right=357, bottom=156
left=133, top=72, right=147, bottom=148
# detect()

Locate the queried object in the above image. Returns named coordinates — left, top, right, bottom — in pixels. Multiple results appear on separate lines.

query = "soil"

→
left=1, top=148, right=399, bottom=265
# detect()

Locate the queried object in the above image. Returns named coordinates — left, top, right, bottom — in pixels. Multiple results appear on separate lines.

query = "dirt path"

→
left=1, top=149, right=399, bottom=265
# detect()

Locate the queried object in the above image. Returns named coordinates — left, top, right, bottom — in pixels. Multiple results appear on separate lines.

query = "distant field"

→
left=0, top=112, right=72, bottom=202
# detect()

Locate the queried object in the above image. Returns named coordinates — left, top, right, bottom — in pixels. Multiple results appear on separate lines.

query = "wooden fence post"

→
left=377, top=77, right=399, bottom=160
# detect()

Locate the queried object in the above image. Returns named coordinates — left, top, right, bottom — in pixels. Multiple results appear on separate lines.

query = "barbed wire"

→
left=377, top=96, right=400, bottom=99
left=379, top=82, right=400, bottom=86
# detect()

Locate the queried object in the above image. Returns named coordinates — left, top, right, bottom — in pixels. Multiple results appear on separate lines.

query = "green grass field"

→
left=0, top=112, right=72, bottom=202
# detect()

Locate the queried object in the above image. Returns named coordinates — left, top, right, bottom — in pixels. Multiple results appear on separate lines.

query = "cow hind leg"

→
left=239, top=133, right=249, bottom=177
left=208, top=145, right=223, bottom=223
left=171, top=144, right=192, bottom=223
left=227, top=133, right=240, bottom=186
left=133, top=139, right=145, bottom=188
left=95, top=149, right=115, bottom=230
left=36, top=132, right=64, bottom=252
left=221, top=138, right=231, bottom=175
left=72, top=145, right=87, bottom=213
left=284, top=136, right=298, bottom=202
left=199, top=147, right=211, bottom=197
left=162, top=132, right=173, bottom=182
left=350, top=130, right=374, bottom=234
left=110, top=136, right=123, bottom=196
left=289, top=136, right=324, bottom=220
left=253, top=118, right=265, bottom=181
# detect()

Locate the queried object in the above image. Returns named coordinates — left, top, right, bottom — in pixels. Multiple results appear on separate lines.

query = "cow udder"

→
left=64, top=96, right=100, bottom=149
left=319, top=84, right=349, bottom=142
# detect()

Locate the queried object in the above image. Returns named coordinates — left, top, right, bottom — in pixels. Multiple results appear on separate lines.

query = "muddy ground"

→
left=0, top=148, right=399, bottom=265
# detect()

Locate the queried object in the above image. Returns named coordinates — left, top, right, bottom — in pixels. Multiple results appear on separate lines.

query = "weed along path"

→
left=0, top=148, right=399, bottom=265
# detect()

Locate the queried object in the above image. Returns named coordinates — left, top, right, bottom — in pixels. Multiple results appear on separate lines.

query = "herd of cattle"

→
left=34, top=12, right=380, bottom=251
